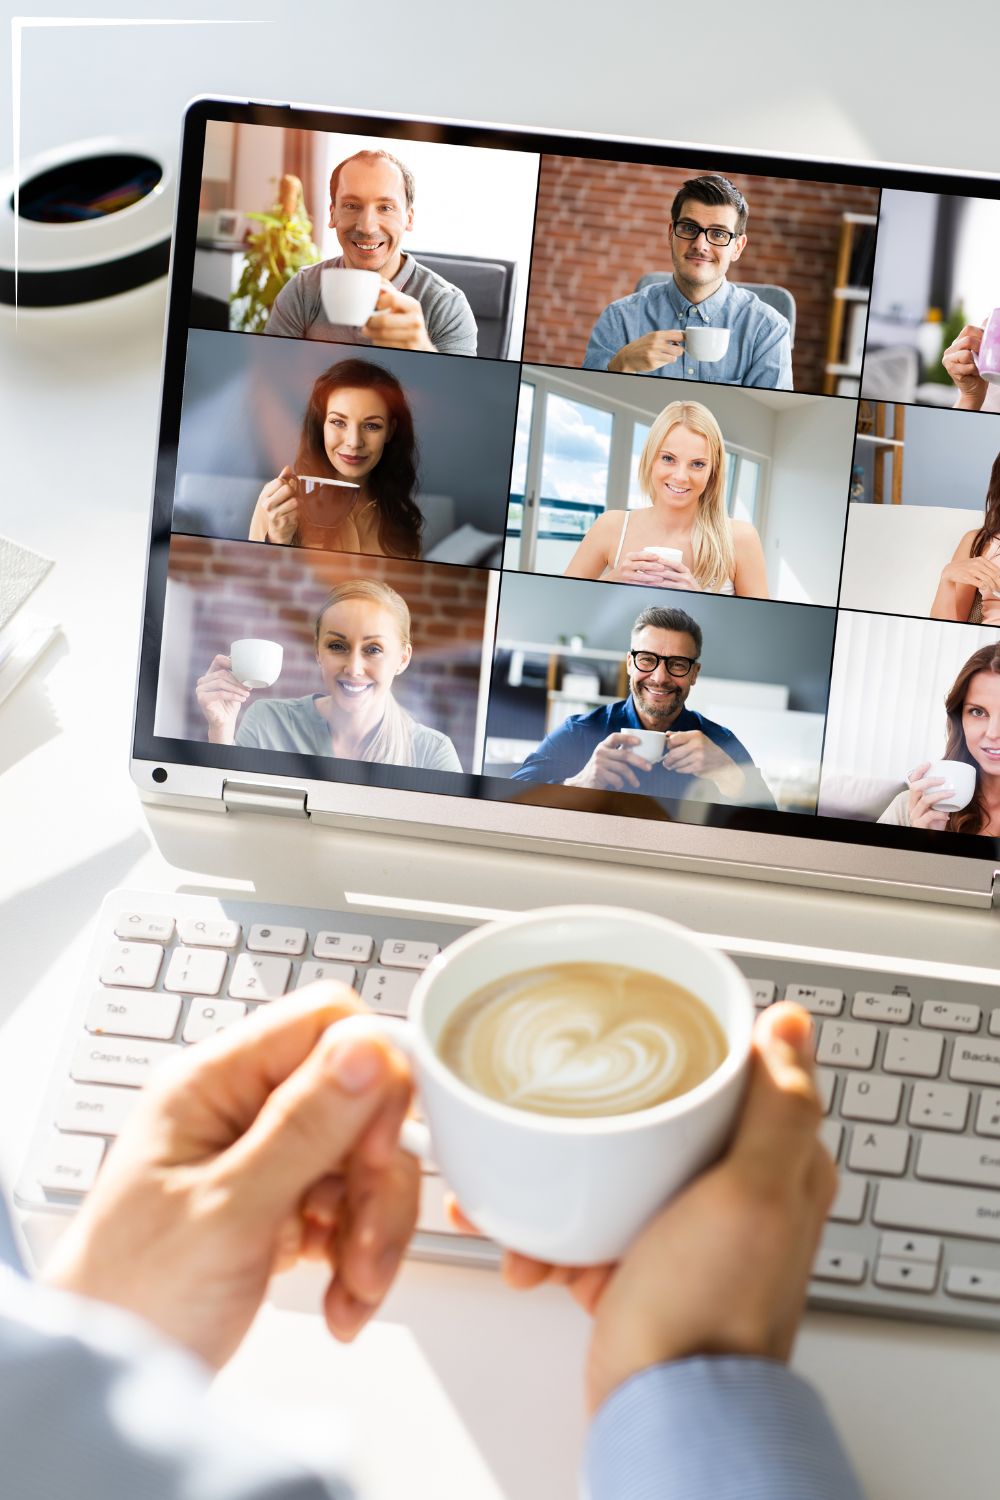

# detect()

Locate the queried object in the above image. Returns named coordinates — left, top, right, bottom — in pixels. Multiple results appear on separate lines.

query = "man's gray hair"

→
left=329, top=150, right=415, bottom=210
left=631, top=606, right=702, bottom=656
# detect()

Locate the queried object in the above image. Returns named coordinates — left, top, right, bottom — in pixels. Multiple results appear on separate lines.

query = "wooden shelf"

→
left=824, top=213, right=876, bottom=395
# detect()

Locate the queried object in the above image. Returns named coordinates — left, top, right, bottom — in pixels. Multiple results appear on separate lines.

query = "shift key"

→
left=874, top=1180, right=1000, bottom=1242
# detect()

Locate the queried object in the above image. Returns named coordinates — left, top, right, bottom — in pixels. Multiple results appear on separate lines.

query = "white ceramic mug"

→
left=320, top=267, right=382, bottom=327
left=641, top=546, right=684, bottom=566
left=684, top=326, right=731, bottom=362
left=629, top=729, right=668, bottom=763
left=330, top=905, right=753, bottom=1265
left=916, top=758, right=978, bottom=813
left=229, top=638, right=283, bottom=689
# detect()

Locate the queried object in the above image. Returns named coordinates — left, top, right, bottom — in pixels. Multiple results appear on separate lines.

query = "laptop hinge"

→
left=222, top=780, right=309, bottom=819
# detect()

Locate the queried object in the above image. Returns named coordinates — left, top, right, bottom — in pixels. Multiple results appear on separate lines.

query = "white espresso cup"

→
left=629, top=729, right=668, bottom=763
left=684, top=326, right=731, bottom=362
left=916, top=758, right=978, bottom=813
left=320, top=267, right=382, bottom=327
left=641, top=546, right=684, bottom=566
left=229, top=638, right=283, bottom=689
left=331, top=906, right=753, bottom=1265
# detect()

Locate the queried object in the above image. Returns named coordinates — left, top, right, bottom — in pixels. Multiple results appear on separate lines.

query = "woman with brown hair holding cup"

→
left=563, top=399, right=768, bottom=598
left=195, top=578, right=461, bottom=771
left=248, top=358, right=424, bottom=557
left=929, top=453, right=1000, bottom=623
left=879, top=641, right=1000, bottom=833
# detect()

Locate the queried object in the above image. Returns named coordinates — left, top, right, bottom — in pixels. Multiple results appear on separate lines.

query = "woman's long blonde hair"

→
left=637, top=400, right=734, bottom=591
left=314, top=579, right=415, bottom=766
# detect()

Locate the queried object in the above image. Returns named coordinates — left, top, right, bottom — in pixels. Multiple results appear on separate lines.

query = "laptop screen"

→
left=134, top=99, right=1000, bottom=871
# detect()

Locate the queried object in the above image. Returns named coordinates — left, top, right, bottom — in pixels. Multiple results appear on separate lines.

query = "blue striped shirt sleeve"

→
left=583, top=1356, right=865, bottom=1500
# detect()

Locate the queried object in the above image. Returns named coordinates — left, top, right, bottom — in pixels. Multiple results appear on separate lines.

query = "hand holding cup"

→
left=942, top=324, right=988, bottom=409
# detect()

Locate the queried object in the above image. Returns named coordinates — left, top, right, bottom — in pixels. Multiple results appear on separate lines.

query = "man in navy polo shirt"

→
left=511, top=605, right=775, bottom=809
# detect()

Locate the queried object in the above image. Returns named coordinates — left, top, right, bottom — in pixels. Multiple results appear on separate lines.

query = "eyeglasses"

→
left=672, top=218, right=738, bottom=247
left=629, top=649, right=699, bottom=678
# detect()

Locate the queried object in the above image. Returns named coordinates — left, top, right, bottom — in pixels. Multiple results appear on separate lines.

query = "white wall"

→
left=765, top=398, right=856, bottom=605
left=232, top=127, right=284, bottom=219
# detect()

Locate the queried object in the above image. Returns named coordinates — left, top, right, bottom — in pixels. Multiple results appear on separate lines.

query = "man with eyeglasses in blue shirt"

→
left=511, top=605, right=776, bottom=809
left=583, top=174, right=793, bottom=389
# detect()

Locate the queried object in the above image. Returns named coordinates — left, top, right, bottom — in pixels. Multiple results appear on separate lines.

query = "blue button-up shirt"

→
left=584, top=275, right=793, bottom=389
left=510, top=696, right=775, bottom=809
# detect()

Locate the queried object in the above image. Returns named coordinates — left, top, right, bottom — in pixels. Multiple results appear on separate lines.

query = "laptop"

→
left=16, top=95, right=1000, bottom=1326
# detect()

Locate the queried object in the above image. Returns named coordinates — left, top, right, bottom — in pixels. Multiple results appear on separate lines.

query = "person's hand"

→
left=905, top=762, right=954, bottom=830
left=939, top=555, right=1000, bottom=597
left=44, top=988, right=419, bottom=1369
left=564, top=732, right=654, bottom=791
left=663, top=729, right=743, bottom=794
left=609, top=331, right=685, bottom=374
left=942, top=324, right=988, bottom=410
left=256, top=465, right=300, bottom=544
left=451, top=1003, right=835, bottom=1414
left=617, top=551, right=698, bottom=591
left=364, top=282, right=434, bottom=351
left=195, top=654, right=252, bottom=745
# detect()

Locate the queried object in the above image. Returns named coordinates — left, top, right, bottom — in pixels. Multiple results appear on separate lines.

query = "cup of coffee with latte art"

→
left=328, top=906, right=753, bottom=1265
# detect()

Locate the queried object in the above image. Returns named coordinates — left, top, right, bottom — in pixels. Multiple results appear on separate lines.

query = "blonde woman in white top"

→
left=563, top=400, right=768, bottom=597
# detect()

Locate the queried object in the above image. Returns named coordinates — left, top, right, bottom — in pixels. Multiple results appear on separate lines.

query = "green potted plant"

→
left=230, top=173, right=320, bottom=332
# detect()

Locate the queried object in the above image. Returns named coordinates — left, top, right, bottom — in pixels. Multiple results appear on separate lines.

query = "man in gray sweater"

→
left=266, top=148, right=477, bottom=356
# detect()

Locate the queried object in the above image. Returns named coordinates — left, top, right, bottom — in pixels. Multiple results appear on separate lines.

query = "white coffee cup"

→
left=629, top=729, right=668, bottom=763
left=333, top=905, right=753, bottom=1265
left=916, top=758, right=978, bottom=813
left=641, top=546, right=684, bottom=565
left=684, top=326, right=731, bottom=362
left=229, top=638, right=283, bottom=689
left=320, top=267, right=382, bottom=327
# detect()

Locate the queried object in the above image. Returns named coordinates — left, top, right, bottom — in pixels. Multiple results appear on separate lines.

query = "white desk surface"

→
left=5, top=11, right=1000, bottom=1489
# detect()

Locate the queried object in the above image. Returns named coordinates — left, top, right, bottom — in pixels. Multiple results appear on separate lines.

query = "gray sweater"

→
left=264, top=253, right=477, bottom=355
left=235, top=693, right=462, bottom=772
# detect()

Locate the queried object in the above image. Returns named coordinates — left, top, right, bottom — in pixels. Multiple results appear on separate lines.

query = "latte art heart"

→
left=438, top=963, right=728, bottom=1118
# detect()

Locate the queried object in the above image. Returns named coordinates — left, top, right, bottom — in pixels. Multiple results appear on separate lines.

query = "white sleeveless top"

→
left=610, top=510, right=735, bottom=594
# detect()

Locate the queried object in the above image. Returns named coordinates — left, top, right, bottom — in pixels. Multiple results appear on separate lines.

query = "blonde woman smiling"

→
left=564, top=400, right=768, bottom=597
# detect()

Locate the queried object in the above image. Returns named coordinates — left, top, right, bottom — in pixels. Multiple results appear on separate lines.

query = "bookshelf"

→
left=823, top=212, right=879, bottom=396
left=856, top=401, right=905, bottom=504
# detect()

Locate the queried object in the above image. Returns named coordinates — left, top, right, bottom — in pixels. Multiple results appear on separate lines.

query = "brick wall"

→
left=167, top=537, right=491, bottom=769
left=523, top=157, right=880, bottom=395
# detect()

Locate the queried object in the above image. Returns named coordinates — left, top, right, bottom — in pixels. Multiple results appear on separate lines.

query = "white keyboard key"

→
left=314, top=931, right=374, bottom=962
left=86, top=989, right=181, bottom=1041
left=114, top=912, right=175, bottom=943
left=164, top=947, right=228, bottom=996
left=975, top=1090, right=1000, bottom=1137
left=874, top=1257, right=937, bottom=1293
left=907, top=1082, right=969, bottom=1132
left=840, top=1074, right=902, bottom=1123
left=945, top=1266, right=1000, bottom=1301
left=71, top=1037, right=178, bottom=1088
left=248, top=924, right=307, bottom=956
left=816, top=1068, right=835, bottom=1115
left=785, top=983, right=843, bottom=1016
left=916, top=1136, right=1000, bottom=1191
left=99, top=941, right=163, bottom=990
left=827, top=1175, right=867, bottom=1223
left=812, top=1248, right=866, bottom=1283
left=873, top=1180, right=1000, bottom=1243
left=750, top=979, right=775, bottom=1008
left=847, top=1125, right=910, bottom=1176
left=177, top=917, right=241, bottom=949
left=851, top=991, right=913, bottom=1025
left=950, top=1038, right=1000, bottom=1088
left=183, top=998, right=248, bottom=1043
left=55, top=1083, right=138, bottom=1136
left=882, top=1029, right=944, bottom=1078
left=878, top=1232, right=942, bottom=1264
left=37, top=1134, right=105, bottom=1194
left=920, top=1000, right=981, bottom=1033
left=228, top=953, right=292, bottom=1000
left=816, top=1021, right=877, bottom=1069
left=379, top=938, right=440, bottom=970
left=296, top=962, right=358, bottom=989
left=819, top=1120, right=843, bottom=1161
left=990, top=1012, right=1000, bottom=1038
left=359, top=969, right=419, bottom=1016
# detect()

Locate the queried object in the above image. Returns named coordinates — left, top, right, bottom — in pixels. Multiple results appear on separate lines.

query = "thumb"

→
left=728, top=1002, right=821, bottom=1183
left=216, top=1018, right=412, bottom=1223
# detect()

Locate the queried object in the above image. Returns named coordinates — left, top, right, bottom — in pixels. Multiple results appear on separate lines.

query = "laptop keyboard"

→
left=16, top=890, right=1000, bottom=1325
